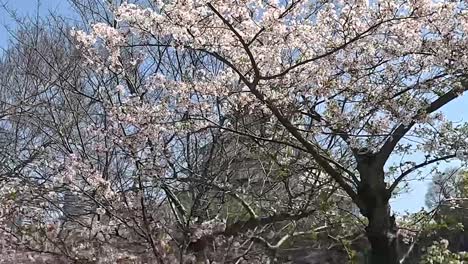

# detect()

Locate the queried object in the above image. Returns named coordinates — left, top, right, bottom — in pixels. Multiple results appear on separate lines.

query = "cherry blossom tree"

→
left=1, top=2, right=358, bottom=263
left=68, top=0, right=468, bottom=263
left=1, top=0, right=468, bottom=263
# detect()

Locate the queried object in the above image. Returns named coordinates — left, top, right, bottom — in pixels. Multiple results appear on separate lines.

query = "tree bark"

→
left=365, top=202, right=399, bottom=264
left=357, top=156, right=399, bottom=264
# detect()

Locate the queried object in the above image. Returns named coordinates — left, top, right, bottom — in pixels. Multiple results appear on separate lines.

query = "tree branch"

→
left=252, top=225, right=328, bottom=250
left=378, top=81, right=467, bottom=165
left=246, top=83, right=358, bottom=201
left=188, top=209, right=317, bottom=252
left=207, top=3, right=260, bottom=77
left=227, top=192, right=258, bottom=219
left=388, top=154, right=457, bottom=193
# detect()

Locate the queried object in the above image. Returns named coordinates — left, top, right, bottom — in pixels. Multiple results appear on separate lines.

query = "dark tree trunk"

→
left=356, top=157, right=399, bottom=264
left=365, top=203, right=399, bottom=264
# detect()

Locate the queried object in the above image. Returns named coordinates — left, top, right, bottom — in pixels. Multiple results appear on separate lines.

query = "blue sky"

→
left=0, top=0, right=70, bottom=49
left=1, top=0, right=468, bottom=214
